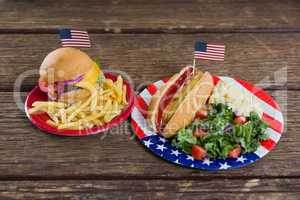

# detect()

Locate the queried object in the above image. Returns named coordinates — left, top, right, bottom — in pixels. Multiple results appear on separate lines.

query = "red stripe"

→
left=62, top=44, right=91, bottom=48
left=195, top=53, right=224, bottom=58
left=206, top=49, right=225, bottom=53
left=262, top=113, right=283, bottom=133
left=207, top=47, right=225, bottom=51
left=72, top=37, right=89, bottom=40
left=195, top=51, right=224, bottom=55
left=62, top=44, right=91, bottom=47
left=213, top=76, right=221, bottom=85
left=135, top=95, right=148, bottom=118
left=195, top=53, right=224, bottom=57
left=71, top=30, right=88, bottom=33
left=71, top=33, right=88, bottom=36
left=206, top=51, right=225, bottom=55
left=62, top=42, right=91, bottom=46
left=71, top=31, right=88, bottom=36
left=147, top=83, right=158, bottom=95
left=196, top=49, right=224, bottom=53
left=260, top=138, right=276, bottom=151
left=195, top=56, right=224, bottom=61
left=62, top=42, right=91, bottom=45
left=195, top=56, right=224, bottom=60
left=61, top=40, right=90, bottom=43
left=163, top=77, right=171, bottom=83
left=131, top=119, right=145, bottom=139
left=62, top=43, right=91, bottom=46
left=207, top=48, right=225, bottom=51
left=195, top=52, right=224, bottom=57
left=71, top=35, right=89, bottom=38
left=236, top=79, right=280, bottom=110
left=61, top=39, right=90, bottom=42
left=207, top=44, right=225, bottom=48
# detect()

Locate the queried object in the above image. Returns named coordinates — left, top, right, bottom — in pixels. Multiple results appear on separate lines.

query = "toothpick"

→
left=192, top=58, right=196, bottom=74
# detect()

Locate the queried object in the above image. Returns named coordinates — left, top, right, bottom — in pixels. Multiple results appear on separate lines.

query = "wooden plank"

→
left=1, top=33, right=299, bottom=92
left=0, top=179, right=299, bottom=200
left=0, top=89, right=296, bottom=178
left=0, top=0, right=299, bottom=32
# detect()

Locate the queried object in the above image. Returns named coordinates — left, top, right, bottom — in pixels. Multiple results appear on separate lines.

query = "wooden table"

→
left=0, top=1, right=299, bottom=199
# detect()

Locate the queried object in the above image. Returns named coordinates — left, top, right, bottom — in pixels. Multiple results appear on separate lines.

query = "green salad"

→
left=172, top=103, right=268, bottom=159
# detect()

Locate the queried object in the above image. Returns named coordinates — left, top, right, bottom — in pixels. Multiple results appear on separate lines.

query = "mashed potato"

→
left=209, top=80, right=263, bottom=118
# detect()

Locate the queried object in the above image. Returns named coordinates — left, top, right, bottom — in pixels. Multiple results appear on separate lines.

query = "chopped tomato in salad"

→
left=195, top=108, right=208, bottom=119
left=228, top=145, right=241, bottom=158
left=234, top=116, right=247, bottom=125
left=172, top=103, right=268, bottom=160
left=192, top=144, right=207, bottom=160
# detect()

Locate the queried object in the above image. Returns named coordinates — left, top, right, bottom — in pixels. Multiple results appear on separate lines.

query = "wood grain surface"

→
left=0, top=90, right=295, bottom=178
left=0, top=0, right=299, bottom=32
left=0, top=179, right=299, bottom=200
left=1, top=33, right=299, bottom=91
left=0, top=0, right=299, bottom=199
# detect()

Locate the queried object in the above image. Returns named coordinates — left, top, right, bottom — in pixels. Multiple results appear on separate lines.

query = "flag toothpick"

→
left=193, top=41, right=225, bottom=65
left=192, top=58, right=196, bottom=74
left=59, top=28, right=91, bottom=48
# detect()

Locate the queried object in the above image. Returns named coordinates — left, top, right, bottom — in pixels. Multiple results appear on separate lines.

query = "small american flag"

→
left=194, top=41, right=225, bottom=61
left=59, top=29, right=91, bottom=48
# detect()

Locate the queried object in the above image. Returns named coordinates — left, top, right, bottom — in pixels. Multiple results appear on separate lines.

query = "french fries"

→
left=29, top=75, right=128, bottom=130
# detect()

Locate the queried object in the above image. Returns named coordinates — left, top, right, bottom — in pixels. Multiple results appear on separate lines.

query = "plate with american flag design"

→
left=131, top=76, right=284, bottom=170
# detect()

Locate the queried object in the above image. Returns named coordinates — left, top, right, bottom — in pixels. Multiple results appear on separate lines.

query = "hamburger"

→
left=147, top=65, right=214, bottom=138
left=38, top=47, right=103, bottom=103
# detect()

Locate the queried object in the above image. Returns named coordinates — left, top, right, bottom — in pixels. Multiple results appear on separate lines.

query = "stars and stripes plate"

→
left=131, top=76, right=284, bottom=170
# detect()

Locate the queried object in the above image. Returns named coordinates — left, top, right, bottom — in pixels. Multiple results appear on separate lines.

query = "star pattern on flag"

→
left=186, top=155, right=194, bottom=161
left=171, top=150, right=181, bottom=157
left=236, top=156, right=247, bottom=163
left=156, top=144, right=167, bottom=152
left=140, top=135, right=261, bottom=170
left=174, top=159, right=181, bottom=165
left=143, top=139, right=153, bottom=148
left=202, top=158, right=212, bottom=166
left=219, top=162, right=231, bottom=170
left=159, top=137, right=167, bottom=143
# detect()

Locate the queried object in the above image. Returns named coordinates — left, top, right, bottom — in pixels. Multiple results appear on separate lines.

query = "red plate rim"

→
left=25, top=72, right=134, bottom=136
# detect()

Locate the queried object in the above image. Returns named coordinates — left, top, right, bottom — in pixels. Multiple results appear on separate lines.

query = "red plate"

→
left=25, top=72, right=134, bottom=136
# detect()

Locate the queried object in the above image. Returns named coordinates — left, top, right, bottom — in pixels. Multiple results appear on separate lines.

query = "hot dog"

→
left=147, top=65, right=214, bottom=138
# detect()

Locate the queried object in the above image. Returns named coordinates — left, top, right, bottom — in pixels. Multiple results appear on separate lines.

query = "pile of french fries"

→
left=29, top=76, right=127, bottom=130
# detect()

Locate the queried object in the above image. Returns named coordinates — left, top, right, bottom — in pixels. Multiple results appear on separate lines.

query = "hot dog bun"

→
left=147, top=66, right=214, bottom=138
left=147, top=73, right=180, bottom=132
left=162, top=72, right=214, bottom=138
left=147, top=66, right=194, bottom=132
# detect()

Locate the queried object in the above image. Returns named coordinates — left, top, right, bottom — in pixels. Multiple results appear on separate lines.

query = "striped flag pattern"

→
left=194, top=41, right=225, bottom=61
left=59, top=29, right=91, bottom=48
left=131, top=76, right=284, bottom=170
